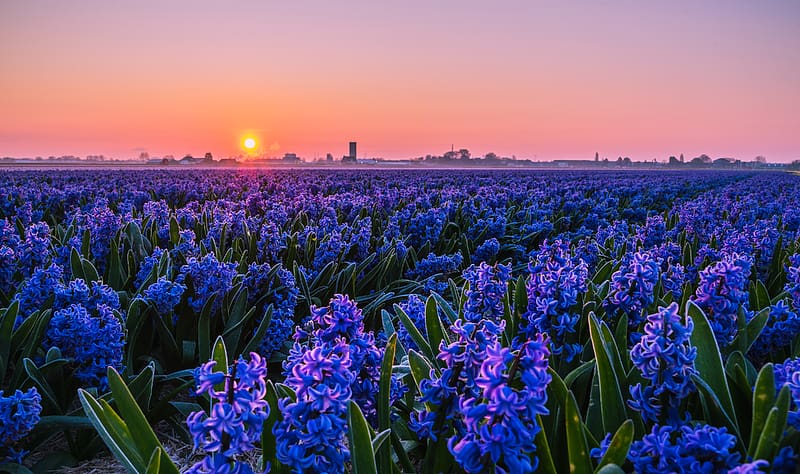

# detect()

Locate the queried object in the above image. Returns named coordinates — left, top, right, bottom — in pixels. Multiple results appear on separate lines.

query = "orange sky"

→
left=1, top=1, right=799, bottom=161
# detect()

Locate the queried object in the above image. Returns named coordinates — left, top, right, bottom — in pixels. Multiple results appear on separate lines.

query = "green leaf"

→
left=82, top=257, right=100, bottom=285
left=395, top=305, right=433, bottom=359
left=70, top=247, right=85, bottom=281
left=211, top=336, right=229, bottom=394
left=78, top=389, right=144, bottom=473
left=596, top=420, right=634, bottom=471
left=408, top=350, right=435, bottom=401
left=596, top=465, right=625, bottom=474
left=732, top=307, right=769, bottom=355
left=242, top=305, right=274, bottom=356
left=107, top=368, right=179, bottom=474
left=687, top=301, right=738, bottom=426
left=535, top=414, right=558, bottom=474
left=197, top=294, right=217, bottom=363
left=371, top=429, right=391, bottom=454
left=145, top=447, right=161, bottom=474
left=749, top=363, right=775, bottom=456
left=753, top=386, right=791, bottom=462
left=565, top=391, right=593, bottom=474
left=588, top=314, right=627, bottom=435
left=377, top=334, right=397, bottom=474
left=0, top=300, right=19, bottom=378
left=348, top=401, right=377, bottom=474
left=424, top=295, right=448, bottom=354
left=261, top=381, right=287, bottom=474
left=23, top=358, right=61, bottom=413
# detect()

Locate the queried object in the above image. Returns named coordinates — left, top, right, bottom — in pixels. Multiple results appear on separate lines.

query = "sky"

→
left=1, top=1, right=799, bottom=162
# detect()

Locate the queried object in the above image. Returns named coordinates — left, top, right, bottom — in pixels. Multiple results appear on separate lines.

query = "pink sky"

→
left=1, top=1, right=798, bottom=161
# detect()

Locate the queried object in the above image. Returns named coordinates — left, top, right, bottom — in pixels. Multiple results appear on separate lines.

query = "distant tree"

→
left=139, top=152, right=150, bottom=161
left=204, top=152, right=214, bottom=161
left=458, top=149, right=471, bottom=160
left=679, top=153, right=685, bottom=162
left=595, top=152, right=599, bottom=162
left=755, top=155, right=767, bottom=163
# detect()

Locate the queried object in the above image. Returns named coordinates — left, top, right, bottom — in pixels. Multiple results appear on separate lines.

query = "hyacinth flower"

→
left=692, top=253, right=752, bottom=348
left=179, top=253, right=237, bottom=314
left=627, top=424, right=746, bottom=474
left=186, top=352, right=269, bottom=474
left=628, top=302, right=697, bottom=424
left=786, top=254, right=800, bottom=310
left=472, top=237, right=500, bottom=264
left=410, top=318, right=505, bottom=443
left=0, top=388, right=42, bottom=463
left=521, top=240, right=588, bottom=361
left=603, top=251, right=660, bottom=340
left=406, top=251, right=464, bottom=295
left=448, top=335, right=551, bottom=473
left=142, top=277, right=186, bottom=318
left=43, top=303, right=125, bottom=389
left=12, top=263, right=63, bottom=327
left=750, top=300, right=800, bottom=363
left=274, top=339, right=355, bottom=473
left=462, top=262, right=512, bottom=325
left=291, top=294, right=384, bottom=422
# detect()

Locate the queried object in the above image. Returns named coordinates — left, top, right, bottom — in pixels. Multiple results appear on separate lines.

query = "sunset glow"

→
left=243, top=138, right=256, bottom=151
left=1, top=1, right=798, bottom=161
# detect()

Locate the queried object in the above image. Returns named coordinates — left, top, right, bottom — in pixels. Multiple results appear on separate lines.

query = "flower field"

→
left=1, top=168, right=800, bottom=473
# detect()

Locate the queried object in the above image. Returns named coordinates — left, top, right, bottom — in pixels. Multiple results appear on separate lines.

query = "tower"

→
left=349, top=142, right=357, bottom=159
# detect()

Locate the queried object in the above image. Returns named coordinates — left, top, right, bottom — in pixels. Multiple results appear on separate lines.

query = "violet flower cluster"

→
left=521, top=240, right=588, bottom=361
left=43, top=303, right=125, bottom=389
left=274, top=340, right=354, bottom=473
left=462, top=262, right=512, bottom=325
left=692, top=252, right=752, bottom=347
left=179, top=253, right=237, bottom=314
left=0, top=387, right=42, bottom=463
left=627, top=424, right=746, bottom=473
left=186, top=352, right=269, bottom=474
left=603, top=251, right=660, bottom=339
left=628, top=302, right=697, bottom=424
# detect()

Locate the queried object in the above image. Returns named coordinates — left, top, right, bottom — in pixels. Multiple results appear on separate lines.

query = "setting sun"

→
left=243, top=137, right=256, bottom=150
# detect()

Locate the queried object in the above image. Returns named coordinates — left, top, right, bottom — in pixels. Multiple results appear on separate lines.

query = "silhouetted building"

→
left=349, top=142, right=357, bottom=159
left=283, top=153, right=301, bottom=162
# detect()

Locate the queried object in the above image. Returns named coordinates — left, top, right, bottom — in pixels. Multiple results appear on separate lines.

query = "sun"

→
left=243, top=137, right=256, bottom=150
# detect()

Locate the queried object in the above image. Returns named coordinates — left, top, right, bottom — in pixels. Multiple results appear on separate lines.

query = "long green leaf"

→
left=107, top=368, right=180, bottom=474
left=78, top=389, right=143, bottom=473
left=211, top=336, right=229, bottom=394
left=748, top=363, right=776, bottom=456
left=753, top=387, right=791, bottom=462
left=687, top=301, right=738, bottom=426
left=596, top=420, right=634, bottom=471
left=588, top=314, right=627, bottom=435
left=348, top=401, right=377, bottom=474
left=425, top=295, right=448, bottom=354
left=565, top=391, right=593, bottom=474
left=377, top=334, right=397, bottom=474
left=0, top=301, right=19, bottom=378
left=395, top=305, right=433, bottom=359
left=408, top=350, right=434, bottom=400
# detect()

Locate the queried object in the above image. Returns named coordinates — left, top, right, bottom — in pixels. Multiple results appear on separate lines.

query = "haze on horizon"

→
left=1, top=0, right=799, bottom=162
